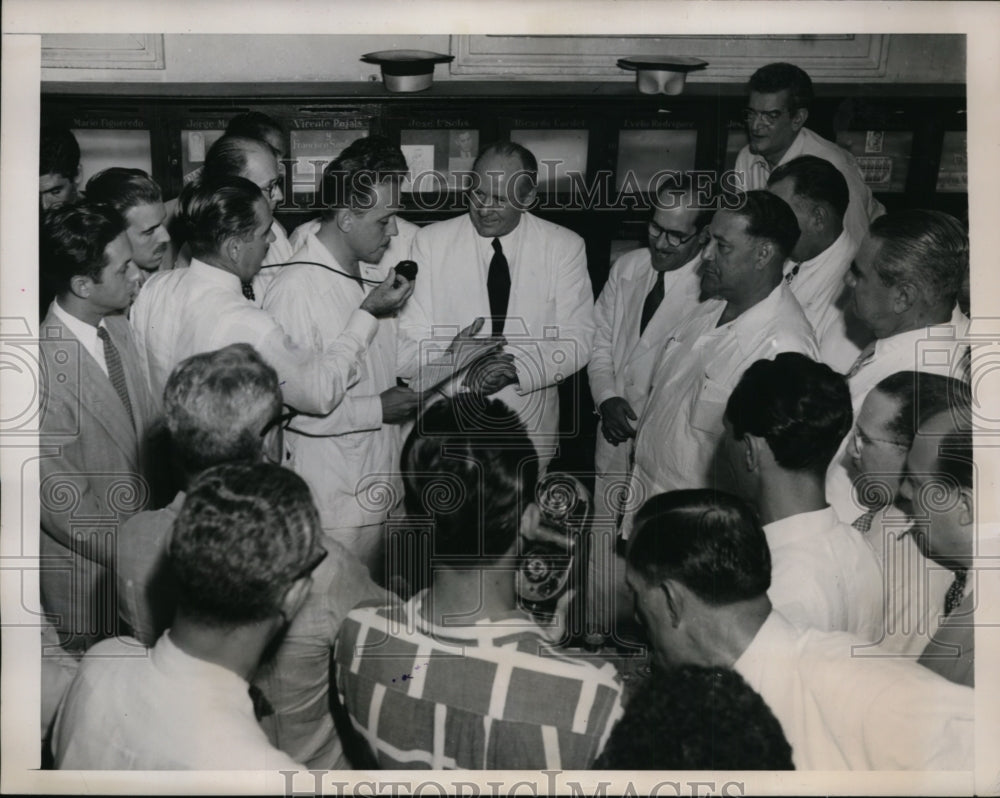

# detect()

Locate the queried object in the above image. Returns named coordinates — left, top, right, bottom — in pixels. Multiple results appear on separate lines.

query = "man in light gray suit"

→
left=39, top=202, right=159, bottom=653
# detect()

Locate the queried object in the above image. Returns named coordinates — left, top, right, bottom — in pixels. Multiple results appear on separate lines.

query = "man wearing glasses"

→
left=585, top=175, right=710, bottom=643
left=172, top=135, right=292, bottom=299
left=734, top=62, right=884, bottom=246
left=115, top=344, right=385, bottom=769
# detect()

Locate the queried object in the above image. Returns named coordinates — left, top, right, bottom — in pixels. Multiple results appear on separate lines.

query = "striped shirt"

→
left=334, top=592, right=625, bottom=770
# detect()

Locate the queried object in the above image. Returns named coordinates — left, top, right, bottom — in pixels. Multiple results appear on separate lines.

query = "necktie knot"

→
left=944, top=569, right=968, bottom=616
left=242, top=281, right=256, bottom=302
left=784, top=263, right=801, bottom=284
left=248, top=684, right=274, bottom=720
left=492, top=238, right=502, bottom=254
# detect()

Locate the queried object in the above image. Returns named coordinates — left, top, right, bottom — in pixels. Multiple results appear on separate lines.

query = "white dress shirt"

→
left=734, top=127, right=886, bottom=246
left=733, top=611, right=974, bottom=770
left=625, top=283, right=817, bottom=535
left=399, top=212, right=594, bottom=466
left=53, top=631, right=303, bottom=770
left=130, top=257, right=376, bottom=414
left=764, top=506, right=883, bottom=641
left=826, top=305, right=971, bottom=522
left=263, top=232, right=404, bottom=531
left=50, top=299, right=109, bottom=378
left=783, top=229, right=871, bottom=373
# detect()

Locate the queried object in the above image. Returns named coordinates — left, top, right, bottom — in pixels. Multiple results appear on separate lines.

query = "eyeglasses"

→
left=260, top=409, right=299, bottom=439
left=851, top=426, right=909, bottom=453
left=647, top=221, right=701, bottom=248
left=292, top=544, right=328, bottom=582
left=743, top=108, right=787, bottom=127
left=260, top=178, right=282, bottom=200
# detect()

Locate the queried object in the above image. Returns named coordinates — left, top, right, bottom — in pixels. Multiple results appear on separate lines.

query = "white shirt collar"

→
left=763, top=506, right=839, bottom=546
left=189, top=257, right=244, bottom=294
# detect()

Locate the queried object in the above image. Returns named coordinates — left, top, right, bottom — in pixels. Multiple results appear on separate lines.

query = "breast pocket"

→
left=689, top=374, right=730, bottom=434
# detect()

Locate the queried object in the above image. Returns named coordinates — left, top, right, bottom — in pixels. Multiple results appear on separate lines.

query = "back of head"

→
left=594, top=664, right=794, bottom=770
left=748, top=62, right=814, bottom=112
left=85, top=167, right=162, bottom=216
left=225, top=111, right=285, bottom=156
left=169, top=462, right=319, bottom=627
left=201, top=135, right=268, bottom=183
left=868, top=210, right=967, bottom=311
left=733, top=190, right=801, bottom=263
left=874, top=371, right=971, bottom=448
left=164, top=343, right=282, bottom=476
left=40, top=201, right=124, bottom=296
left=725, top=353, right=852, bottom=474
left=176, top=175, right=262, bottom=259
left=40, top=125, right=80, bottom=178
left=401, top=396, right=538, bottom=561
left=319, top=134, right=407, bottom=211
left=628, top=489, right=771, bottom=604
left=767, top=155, right=849, bottom=221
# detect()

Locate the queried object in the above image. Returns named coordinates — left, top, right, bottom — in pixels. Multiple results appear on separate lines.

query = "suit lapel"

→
left=42, top=310, right=140, bottom=467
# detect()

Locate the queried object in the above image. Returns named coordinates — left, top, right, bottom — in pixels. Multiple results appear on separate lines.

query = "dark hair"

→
left=201, top=135, right=271, bottom=183
left=473, top=140, right=539, bottom=199
left=748, top=62, right=814, bottom=112
left=169, top=463, right=319, bottom=626
left=40, top=125, right=80, bottom=178
left=730, top=190, right=801, bottom=262
left=594, top=665, right=794, bottom=770
left=176, top=175, right=263, bottom=259
left=401, top=396, right=539, bottom=562
left=164, top=344, right=282, bottom=476
left=225, top=111, right=285, bottom=156
left=874, top=371, right=971, bottom=446
left=628, top=490, right=771, bottom=605
left=724, top=353, right=852, bottom=474
left=936, top=427, right=973, bottom=491
left=868, top=210, right=967, bottom=310
left=767, top=155, right=850, bottom=220
left=319, top=134, right=407, bottom=211
left=39, top=201, right=124, bottom=295
left=85, top=167, right=163, bottom=216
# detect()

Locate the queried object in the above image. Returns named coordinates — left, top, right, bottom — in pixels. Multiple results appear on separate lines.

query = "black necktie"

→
left=487, top=238, right=511, bottom=337
left=944, top=569, right=968, bottom=616
left=784, top=263, right=801, bottom=284
left=242, top=281, right=256, bottom=302
left=851, top=509, right=876, bottom=534
left=639, top=271, right=666, bottom=336
left=96, top=326, right=135, bottom=429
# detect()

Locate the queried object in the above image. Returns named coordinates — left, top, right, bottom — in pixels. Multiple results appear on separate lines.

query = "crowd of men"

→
left=37, top=62, right=979, bottom=772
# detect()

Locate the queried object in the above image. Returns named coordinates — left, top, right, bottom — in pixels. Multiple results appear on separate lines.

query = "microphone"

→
left=393, top=260, right=418, bottom=286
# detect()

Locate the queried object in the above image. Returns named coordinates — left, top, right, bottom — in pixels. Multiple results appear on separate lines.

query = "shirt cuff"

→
left=346, top=309, right=379, bottom=346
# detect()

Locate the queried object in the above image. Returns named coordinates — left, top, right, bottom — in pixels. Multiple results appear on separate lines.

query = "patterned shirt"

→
left=335, top=592, right=624, bottom=770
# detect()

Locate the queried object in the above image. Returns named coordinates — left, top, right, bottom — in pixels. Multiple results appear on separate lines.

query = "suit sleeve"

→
left=588, top=259, right=623, bottom=408
left=513, top=231, right=595, bottom=396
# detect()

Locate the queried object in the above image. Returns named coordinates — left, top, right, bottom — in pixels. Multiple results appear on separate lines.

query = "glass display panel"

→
left=835, top=130, right=913, bottom=193
left=180, top=129, right=225, bottom=185
left=616, top=129, right=697, bottom=193
left=936, top=131, right=968, bottom=193
left=511, top=129, right=589, bottom=192
left=724, top=128, right=748, bottom=174
left=400, top=129, right=479, bottom=192
left=72, top=128, right=152, bottom=187
left=289, top=128, right=368, bottom=195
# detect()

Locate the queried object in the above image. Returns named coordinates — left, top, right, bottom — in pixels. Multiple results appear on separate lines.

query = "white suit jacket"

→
left=399, top=212, right=595, bottom=463
left=587, top=247, right=702, bottom=475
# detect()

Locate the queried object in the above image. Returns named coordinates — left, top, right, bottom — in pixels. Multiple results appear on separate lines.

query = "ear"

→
left=69, top=274, right=92, bottom=298
left=891, top=281, right=918, bottom=314
left=744, top=433, right=765, bottom=472
left=809, top=202, right=828, bottom=233
left=790, top=107, right=809, bottom=132
left=957, top=487, right=974, bottom=527
left=279, top=576, right=312, bottom=623
left=224, top=235, right=243, bottom=264
left=754, top=239, right=774, bottom=270
left=519, top=501, right=541, bottom=541
left=335, top=207, right=354, bottom=234
left=520, top=183, right=538, bottom=209
left=660, top=578, right=685, bottom=628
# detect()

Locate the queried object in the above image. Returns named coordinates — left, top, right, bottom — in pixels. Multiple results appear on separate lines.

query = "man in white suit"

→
left=585, top=175, right=709, bottom=641
left=38, top=202, right=158, bottom=655
left=399, top=141, right=595, bottom=469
